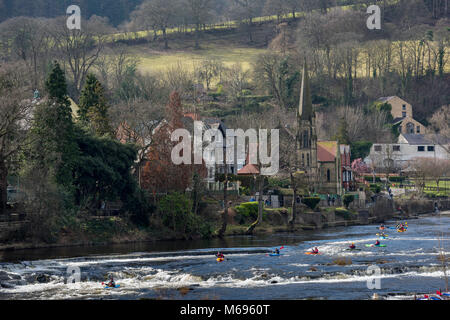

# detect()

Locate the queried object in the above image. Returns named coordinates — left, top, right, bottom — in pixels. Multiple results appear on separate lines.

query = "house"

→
left=364, top=133, right=449, bottom=171
left=377, top=96, right=427, bottom=135
left=184, top=114, right=245, bottom=190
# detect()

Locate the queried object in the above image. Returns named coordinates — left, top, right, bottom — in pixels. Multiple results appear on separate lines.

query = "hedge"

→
left=302, top=197, right=321, bottom=210
left=343, top=194, right=355, bottom=208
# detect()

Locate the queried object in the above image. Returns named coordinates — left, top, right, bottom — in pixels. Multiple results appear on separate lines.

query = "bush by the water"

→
left=235, top=202, right=259, bottom=224
left=158, top=193, right=212, bottom=238
left=343, top=194, right=355, bottom=208
left=302, top=197, right=321, bottom=210
left=335, top=208, right=357, bottom=221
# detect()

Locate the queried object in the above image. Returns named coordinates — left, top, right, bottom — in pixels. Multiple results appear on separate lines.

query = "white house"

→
left=364, top=134, right=449, bottom=171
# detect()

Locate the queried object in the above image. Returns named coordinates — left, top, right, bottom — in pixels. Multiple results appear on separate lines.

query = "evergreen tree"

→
left=29, top=61, right=79, bottom=191
left=78, top=73, right=112, bottom=136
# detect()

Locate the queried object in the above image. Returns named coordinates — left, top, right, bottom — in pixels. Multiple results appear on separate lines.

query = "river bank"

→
left=0, top=197, right=447, bottom=253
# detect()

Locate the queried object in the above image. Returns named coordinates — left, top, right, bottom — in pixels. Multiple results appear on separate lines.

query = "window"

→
left=406, top=123, right=414, bottom=134
left=428, top=146, right=435, bottom=152
left=307, top=154, right=310, bottom=167
left=418, top=146, right=425, bottom=152
left=402, top=112, right=407, bottom=118
left=327, top=169, right=331, bottom=182
left=402, top=104, right=406, bottom=110
left=416, top=126, right=420, bottom=134
left=393, top=145, right=401, bottom=152
left=374, top=145, right=382, bottom=152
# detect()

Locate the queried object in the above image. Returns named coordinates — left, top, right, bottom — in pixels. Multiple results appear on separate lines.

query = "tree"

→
left=229, top=0, right=264, bottom=43
left=184, top=0, right=213, bottom=49
left=0, top=63, right=33, bottom=215
left=0, top=17, right=50, bottom=88
left=141, top=92, right=192, bottom=197
left=194, top=58, right=224, bottom=91
left=429, top=105, right=450, bottom=155
left=48, top=16, right=112, bottom=98
left=78, top=74, right=113, bottom=136
left=29, top=61, right=80, bottom=190
left=130, top=0, right=180, bottom=49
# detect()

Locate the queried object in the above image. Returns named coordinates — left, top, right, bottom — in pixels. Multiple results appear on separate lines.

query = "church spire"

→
left=298, top=59, right=313, bottom=122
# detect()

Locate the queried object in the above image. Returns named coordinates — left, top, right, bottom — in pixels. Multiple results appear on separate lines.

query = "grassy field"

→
left=129, top=44, right=266, bottom=75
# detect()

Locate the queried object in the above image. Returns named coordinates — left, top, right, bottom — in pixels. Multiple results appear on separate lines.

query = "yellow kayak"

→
left=217, top=258, right=224, bottom=262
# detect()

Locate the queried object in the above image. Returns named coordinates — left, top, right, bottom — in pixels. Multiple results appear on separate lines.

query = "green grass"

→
left=129, top=44, right=266, bottom=75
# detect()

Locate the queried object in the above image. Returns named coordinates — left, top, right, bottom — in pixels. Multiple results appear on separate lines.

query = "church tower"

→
left=297, top=60, right=318, bottom=188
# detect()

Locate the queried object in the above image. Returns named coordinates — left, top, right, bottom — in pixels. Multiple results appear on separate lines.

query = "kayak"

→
left=104, top=285, right=120, bottom=289
left=269, top=253, right=282, bottom=256
left=365, top=244, right=387, bottom=247
left=346, top=248, right=361, bottom=251
left=379, top=236, right=389, bottom=240
left=217, top=258, right=224, bottom=262
left=397, top=229, right=407, bottom=233
left=376, top=233, right=389, bottom=237
left=305, top=252, right=321, bottom=255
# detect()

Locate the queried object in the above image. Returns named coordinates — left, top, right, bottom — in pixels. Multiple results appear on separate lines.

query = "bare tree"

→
left=184, top=0, right=213, bottom=49
left=0, top=63, right=33, bottom=215
left=0, top=17, right=51, bottom=88
left=48, top=16, right=112, bottom=98
left=130, top=0, right=180, bottom=49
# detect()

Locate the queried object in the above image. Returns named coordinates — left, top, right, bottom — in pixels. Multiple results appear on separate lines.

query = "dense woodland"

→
left=0, top=0, right=449, bottom=243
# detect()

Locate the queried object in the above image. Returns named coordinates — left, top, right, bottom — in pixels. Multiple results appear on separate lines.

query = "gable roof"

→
left=377, top=96, right=397, bottom=103
left=318, top=141, right=338, bottom=162
left=399, top=134, right=432, bottom=145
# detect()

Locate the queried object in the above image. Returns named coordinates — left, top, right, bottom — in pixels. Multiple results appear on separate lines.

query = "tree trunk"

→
left=0, top=159, right=7, bottom=215
left=246, top=175, right=264, bottom=234
left=218, top=174, right=228, bottom=238
left=163, top=28, right=169, bottom=50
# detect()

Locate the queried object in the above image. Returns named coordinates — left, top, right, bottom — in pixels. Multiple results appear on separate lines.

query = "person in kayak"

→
left=273, top=248, right=280, bottom=255
left=375, top=240, right=381, bottom=246
left=311, top=247, right=319, bottom=254
left=349, top=243, right=356, bottom=250
left=216, top=252, right=225, bottom=259
left=106, top=276, right=116, bottom=288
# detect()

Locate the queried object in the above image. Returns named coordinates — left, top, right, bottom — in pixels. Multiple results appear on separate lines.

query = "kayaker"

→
left=107, top=276, right=116, bottom=288
left=216, top=252, right=224, bottom=259
left=274, top=248, right=280, bottom=254
left=349, top=243, right=356, bottom=250
left=375, top=240, right=381, bottom=246
left=311, top=247, right=319, bottom=254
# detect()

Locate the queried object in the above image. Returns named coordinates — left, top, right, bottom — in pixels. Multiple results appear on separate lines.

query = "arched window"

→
left=406, top=122, right=414, bottom=134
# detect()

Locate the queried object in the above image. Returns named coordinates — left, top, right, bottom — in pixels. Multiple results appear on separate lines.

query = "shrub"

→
left=335, top=208, right=356, bottom=220
left=302, top=197, right=321, bottom=210
left=343, top=194, right=355, bottom=208
left=364, top=176, right=381, bottom=183
left=234, top=202, right=263, bottom=224
left=389, top=176, right=406, bottom=183
left=370, top=184, right=381, bottom=194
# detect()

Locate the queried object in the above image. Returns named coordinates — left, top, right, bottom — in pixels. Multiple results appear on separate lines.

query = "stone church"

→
left=297, top=62, right=343, bottom=196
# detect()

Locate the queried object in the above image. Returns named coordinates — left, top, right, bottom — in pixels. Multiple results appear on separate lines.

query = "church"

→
left=296, top=62, right=344, bottom=197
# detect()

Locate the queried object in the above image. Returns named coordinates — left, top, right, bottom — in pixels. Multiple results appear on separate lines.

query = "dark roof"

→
left=401, top=134, right=432, bottom=145
left=377, top=96, right=396, bottom=103
left=392, top=117, right=404, bottom=124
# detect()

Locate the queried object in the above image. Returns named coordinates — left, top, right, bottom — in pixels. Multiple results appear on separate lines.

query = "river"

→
left=0, top=214, right=449, bottom=300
